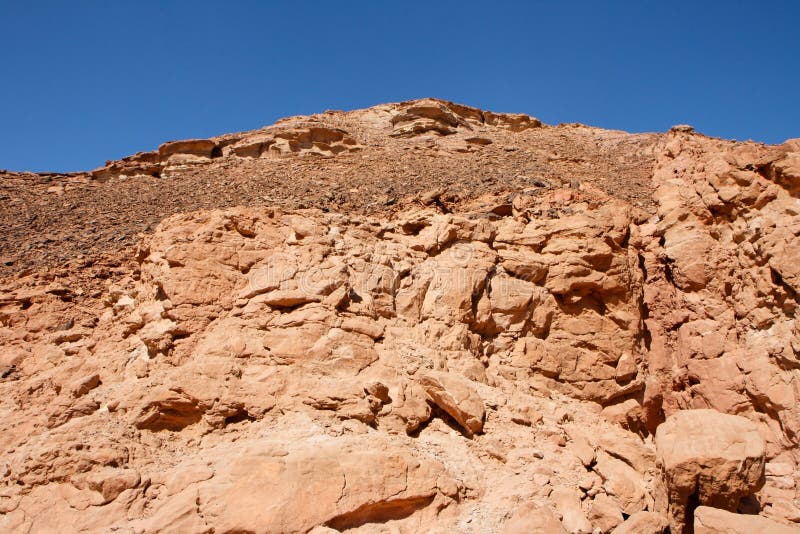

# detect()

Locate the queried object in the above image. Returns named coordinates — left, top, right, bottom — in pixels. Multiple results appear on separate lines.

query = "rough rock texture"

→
left=694, top=506, right=800, bottom=534
left=1, top=99, right=799, bottom=533
left=501, top=502, right=566, bottom=534
left=612, top=511, right=669, bottom=534
left=656, top=409, right=767, bottom=533
left=419, top=371, right=485, bottom=436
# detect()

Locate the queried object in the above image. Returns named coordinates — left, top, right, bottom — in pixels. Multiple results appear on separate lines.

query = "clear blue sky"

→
left=2, top=1, right=798, bottom=172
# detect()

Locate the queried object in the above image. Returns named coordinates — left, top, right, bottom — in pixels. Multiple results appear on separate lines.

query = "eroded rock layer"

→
left=1, top=99, right=799, bottom=533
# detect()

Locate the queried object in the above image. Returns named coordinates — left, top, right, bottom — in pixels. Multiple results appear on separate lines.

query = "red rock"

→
left=551, top=486, right=593, bottom=533
left=694, top=506, right=800, bottom=534
left=611, top=511, right=669, bottom=534
left=655, top=409, right=766, bottom=533
left=158, top=139, right=218, bottom=162
left=589, top=493, right=625, bottom=533
left=419, top=370, right=485, bottom=436
left=502, top=503, right=566, bottom=533
left=3, top=99, right=800, bottom=533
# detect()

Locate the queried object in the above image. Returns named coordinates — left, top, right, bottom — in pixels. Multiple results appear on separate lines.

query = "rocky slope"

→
left=1, top=99, right=799, bottom=533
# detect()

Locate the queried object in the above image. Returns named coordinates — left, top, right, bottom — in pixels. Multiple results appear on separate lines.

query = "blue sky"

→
left=1, top=1, right=798, bottom=172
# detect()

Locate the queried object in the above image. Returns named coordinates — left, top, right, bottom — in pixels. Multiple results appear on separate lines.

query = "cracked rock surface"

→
left=1, top=99, right=800, bottom=532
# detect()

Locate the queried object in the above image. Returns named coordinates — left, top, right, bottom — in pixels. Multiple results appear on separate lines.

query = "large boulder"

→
left=655, top=410, right=766, bottom=534
left=418, top=371, right=485, bottom=436
left=589, top=493, right=625, bottom=532
left=501, top=503, right=566, bottom=534
left=611, top=511, right=669, bottom=534
left=694, top=506, right=800, bottom=534
left=551, top=486, right=593, bottom=533
left=593, top=450, right=651, bottom=515
left=138, top=435, right=456, bottom=533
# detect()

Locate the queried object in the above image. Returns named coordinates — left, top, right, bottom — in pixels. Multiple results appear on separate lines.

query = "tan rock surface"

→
left=694, top=506, right=800, bottom=534
left=611, top=511, right=669, bottom=534
left=589, top=492, right=625, bottom=532
left=1, top=100, right=799, bottom=532
left=551, top=486, right=593, bottom=533
left=655, top=409, right=766, bottom=533
left=419, top=371, right=485, bottom=436
left=501, top=502, right=566, bottom=534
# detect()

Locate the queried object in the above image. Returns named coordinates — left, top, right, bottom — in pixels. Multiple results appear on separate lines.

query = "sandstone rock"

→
left=567, top=433, right=596, bottom=468
left=594, top=451, right=651, bottom=515
left=466, top=136, right=493, bottom=146
left=67, top=373, right=100, bottom=398
left=611, top=511, right=669, bottom=534
left=391, top=381, right=433, bottom=434
left=155, top=436, right=452, bottom=534
left=694, top=506, right=800, bottom=534
left=615, top=352, right=638, bottom=382
left=596, top=431, right=655, bottom=474
left=601, top=399, right=644, bottom=432
left=133, top=387, right=207, bottom=431
left=508, top=396, right=543, bottom=426
left=89, top=150, right=160, bottom=180
left=303, top=381, right=382, bottom=425
left=419, top=371, right=485, bottom=436
left=232, top=126, right=360, bottom=158
left=655, top=409, right=766, bottom=533
left=502, top=502, right=566, bottom=534
left=391, top=100, right=465, bottom=137
left=484, top=111, right=542, bottom=131
left=767, top=500, right=800, bottom=524
left=158, top=139, right=218, bottom=162
left=80, top=467, right=140, bottom=504
left=589, top=493, right=625, bottom=533
left=6, top=98, right=800, bottom=532
left=156, top=462, right=214, bottom=496
left=551, top=486, right=593, bottom=533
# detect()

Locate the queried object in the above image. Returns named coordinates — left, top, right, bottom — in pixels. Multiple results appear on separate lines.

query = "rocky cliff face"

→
left=1, top=99, right=799, bottom=533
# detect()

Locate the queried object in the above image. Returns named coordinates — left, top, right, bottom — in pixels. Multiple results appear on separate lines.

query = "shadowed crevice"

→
left=324, top=494, right=436, bottom=531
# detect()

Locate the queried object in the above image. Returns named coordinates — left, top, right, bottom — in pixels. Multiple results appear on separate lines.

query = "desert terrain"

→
left=1, top=99, right=799, bottom=533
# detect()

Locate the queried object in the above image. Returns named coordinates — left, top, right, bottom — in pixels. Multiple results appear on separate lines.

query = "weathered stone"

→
left=589, top=493, right=625, bottom=533
left=158, top=139, right=218, bottom=162
left=694, top=506, right=800, bottom=534
left=655, top=410, right=766, bottom=533
left=419, top=371, right=485, bottom=436
left=169, top=437, right=448, bottom=534
left=551, top=486, right=593, bottom=533
left=502, top=503, right=566, bottom=534
left=133, top=387, right=207, bottom=431
left=6, top=99, right=800, bottom=533
left=594, top=451, right=651, bottom=515
left=391, top=381, right=433, bottom=434
left=611, top=511, right=669, bottom=534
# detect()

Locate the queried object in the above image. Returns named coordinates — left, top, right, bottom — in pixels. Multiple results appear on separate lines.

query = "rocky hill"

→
left=1, top=99, right=799, bottom=533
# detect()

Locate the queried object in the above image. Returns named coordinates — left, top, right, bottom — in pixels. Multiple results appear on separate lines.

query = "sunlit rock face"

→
left=1, top=99, right=800, bottom=533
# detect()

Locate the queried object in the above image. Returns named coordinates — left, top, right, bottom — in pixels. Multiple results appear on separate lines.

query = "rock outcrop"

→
left=230, top=125, right=361, bottom=158
left=1, top=99, right=799, bottom=533
left=419, top=371, right=485, bottom=436
left=612, top=511, right=669, bottom=534
left=655, top=409, right=767, bottom=533
left=501, top=503, right=567, bottom=534
left=388, top=98, right=542, bottom=137
left=138, top=435, right=454, bottom=533
left=694, top=506, right=800, bottom=534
